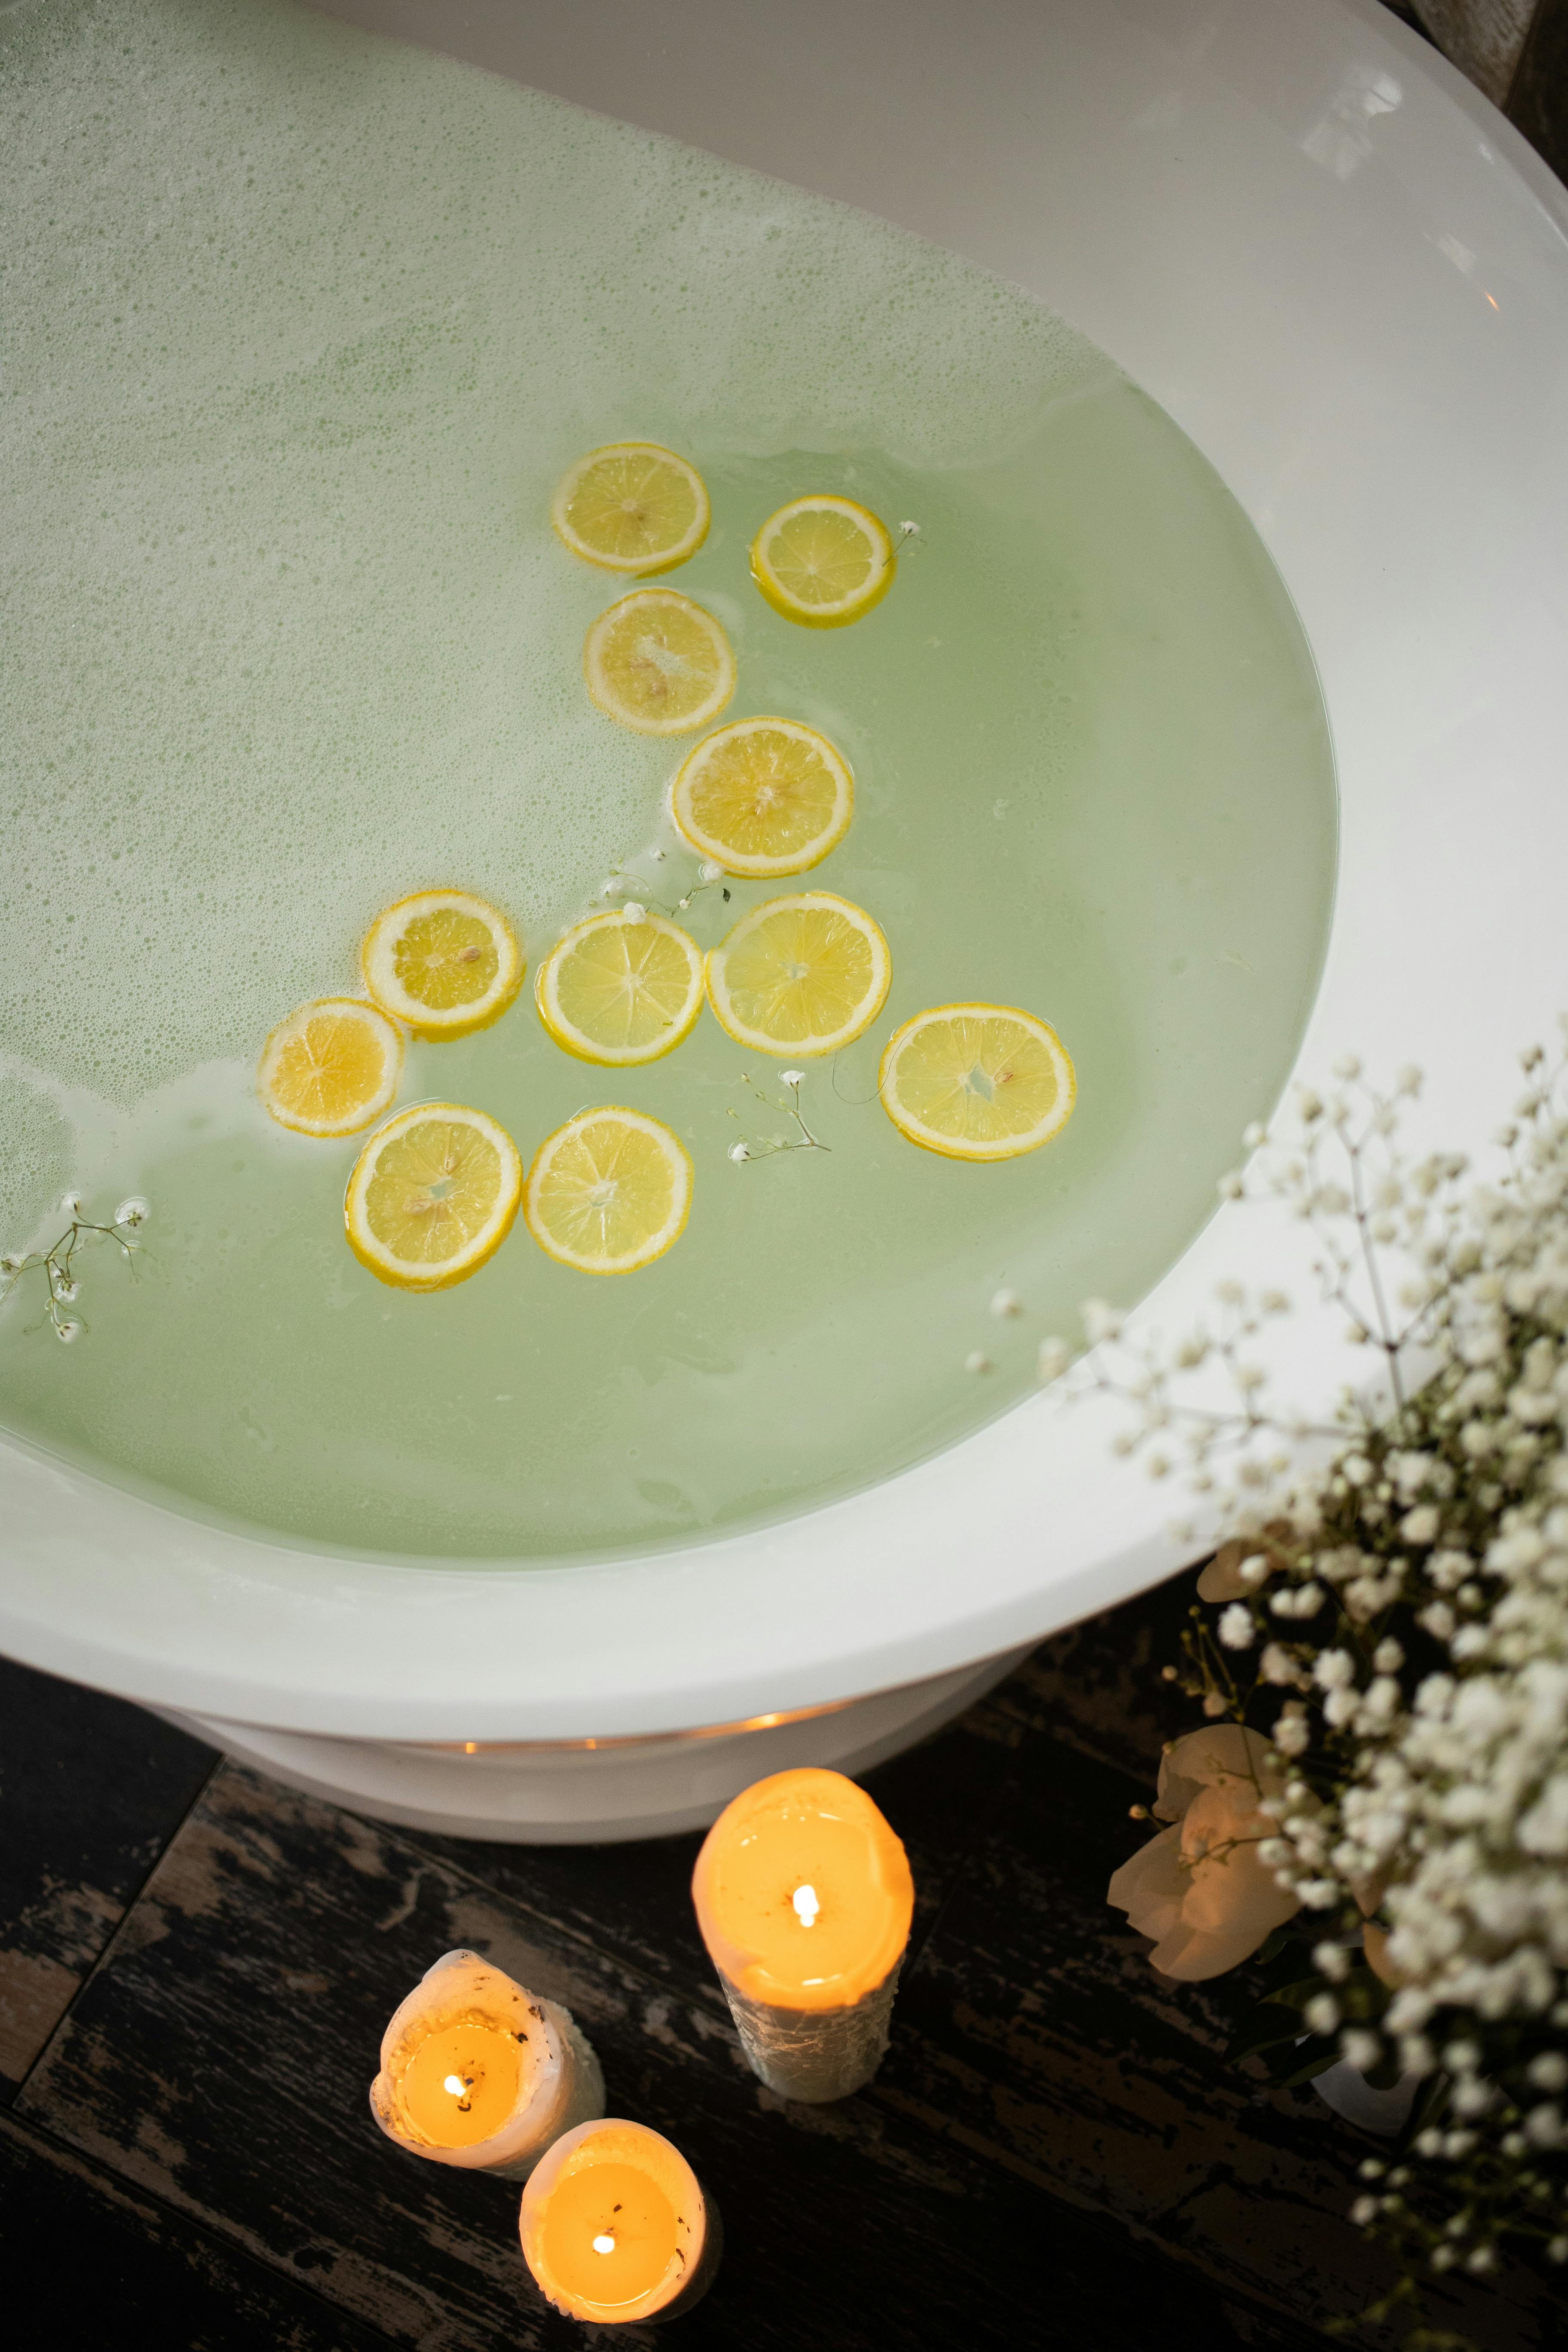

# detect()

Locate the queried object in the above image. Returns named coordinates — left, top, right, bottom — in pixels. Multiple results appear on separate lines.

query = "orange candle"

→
left=692, top=1767, right=914, bottom=2101
left=519, top=2117, right=721, bottom=2326
left=370, top=1948, right=604, bottom=2181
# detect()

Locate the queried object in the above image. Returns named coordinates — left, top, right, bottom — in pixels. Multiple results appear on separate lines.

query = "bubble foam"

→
left=3, top=0, right=1106, bottom=1108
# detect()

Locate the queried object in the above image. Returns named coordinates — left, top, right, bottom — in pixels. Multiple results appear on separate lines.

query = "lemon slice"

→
left=670, top=718, right=854, bottom=878
left=551, top=442, right=710, bottom=576
left=705, top=891, right=891, bottom=1058
left=345, top=1102, right=523, bottom=1289
left=880, top=1003, right=1076, bottom=1161
left=535, top=910, right=704, bottom=1066
left=524, top=1107, right=692, bottom=1275
left=583, top=588, right=736, bottom=735
left=257, top=998, right=403, bottom=1137
left=750, top=496, right=895, bottom=628
left=361, top=889, right=524, bottom=1039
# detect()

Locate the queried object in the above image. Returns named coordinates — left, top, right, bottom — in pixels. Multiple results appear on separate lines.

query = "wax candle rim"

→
left=519, top=2117, right=706, bottom=2324
left=372, top=1955, right=560, bottom=2156
left=691, top=1766, right=914, bottom=2012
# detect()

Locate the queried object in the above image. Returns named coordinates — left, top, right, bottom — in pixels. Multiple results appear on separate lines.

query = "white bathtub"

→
left=3, top=0, right=1566, bottom=1837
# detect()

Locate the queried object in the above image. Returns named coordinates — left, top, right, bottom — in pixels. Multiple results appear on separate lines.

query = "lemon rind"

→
left=535, top=910, right=704, bottom=1068
left=749, top=495, right=896, bottom=630
left=582, top=589, right=737, bottom=738
left=704, top=890, right=893, bottom=1059
left=360, top=888, right=525, bottom=1040
left=551, top=442, right=710, bottom=577
left=523, top=1106, right=693, bottom=1276
left=669, top=717, right=854, bottom=879
left=344, top=1101, right=524, bottom=1290
left=879, top=1001, right=1077, bottom=1163
left=258, top=997, right=404, bottom=1138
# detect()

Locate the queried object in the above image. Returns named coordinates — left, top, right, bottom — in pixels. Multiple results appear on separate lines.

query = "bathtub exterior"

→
left=2, top=0, right=1567, bottom=1757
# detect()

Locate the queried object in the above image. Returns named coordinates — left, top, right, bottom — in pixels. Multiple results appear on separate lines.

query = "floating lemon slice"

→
left=880, top=1003, right=1076, bottom=1161
left=705, top=891, right=891, bottom=1058
left=750, top=496, right=895, bottom=628
left=345, top=1102, right=523, bottom=1289
left=257, top=998, right=403, bottom=1137
left=584, top=589, right=736, bottom=735
left=535, top=910, right=704, bottom=1066
left=524, top=1106, right=693, bottom=1275
left=551, top=443, right=710, bottom=576
left=361, top=889, right=524, bottom=1039
left=671, top=717, right=854, bottom=878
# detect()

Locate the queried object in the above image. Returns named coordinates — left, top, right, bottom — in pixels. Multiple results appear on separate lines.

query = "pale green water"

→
left=0, top=0, right=1335, bottom=1561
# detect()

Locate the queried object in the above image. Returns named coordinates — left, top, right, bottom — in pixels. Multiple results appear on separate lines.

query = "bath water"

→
left=0, top=0, right=1335, bottom=1560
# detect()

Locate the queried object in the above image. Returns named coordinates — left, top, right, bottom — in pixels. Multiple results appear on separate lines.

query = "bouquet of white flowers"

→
left=1068, top=1041, right=1568, bottom=2341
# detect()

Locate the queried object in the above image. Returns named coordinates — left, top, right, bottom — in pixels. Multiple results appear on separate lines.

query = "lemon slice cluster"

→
left=880, top=1005, right=1076, bottom=1162
left=346, top=1104, right=523, bottom=1290
left=525, top=1107, right=692, bottom=1275
left=362, top=890, right=524, bottom=1039
left=750, top=496, right=896, bottom=628
left=536, top=910, right=704, bottom=1067
left=706, top=893, right=891, bottom=1059
left=258, top=998, right=403, bottom=1137
left=551, top=443, right=710, bottom=576
left=671, top=718, right=853, bottom=879
left=584, top=589, right=736, bottom=736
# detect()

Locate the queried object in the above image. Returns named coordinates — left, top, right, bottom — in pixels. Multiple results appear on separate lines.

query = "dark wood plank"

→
left=0, top=1652, right=215, bottom=2094
left=1507, top=0, right=1568, bottom=187
left=0, top=2108, right=397, bottom=2351
left=18, top=1760, right=1334, bottom=2352
left=888, top=1714, right=1556, bottom=2350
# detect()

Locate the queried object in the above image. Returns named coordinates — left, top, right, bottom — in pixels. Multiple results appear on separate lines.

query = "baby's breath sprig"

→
left=1, top=1192, right=150, bottom=1343
left=1076, top=1031, right=1568, bottom=2340
left=600, top=854, right=731, bottom=922
left=726, top=1070, right=827, bottom=1165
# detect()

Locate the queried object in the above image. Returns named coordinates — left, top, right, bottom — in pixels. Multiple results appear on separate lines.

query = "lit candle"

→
left=519, top=2117, right=721, bottom=2325
left=692, top=1767, right=914, bottom=2102
left=370, top=1948, right=604, bottom=2181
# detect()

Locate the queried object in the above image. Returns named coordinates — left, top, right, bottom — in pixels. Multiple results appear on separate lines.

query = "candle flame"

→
left=443, top=2073, right=466, bottom=2096
left=792, top=1882, right=820, bottom=1927
left=592, top=2233, right=616, bottom=2254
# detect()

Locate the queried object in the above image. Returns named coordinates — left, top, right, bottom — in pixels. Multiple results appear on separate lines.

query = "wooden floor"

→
left=0, top=1574, right=1556, bottom=2351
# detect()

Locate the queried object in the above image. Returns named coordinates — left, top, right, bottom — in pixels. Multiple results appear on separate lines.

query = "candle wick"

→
left=592, top=2233, right=616, bottom=2255
left=792, top=1882, right=820, bottom=1927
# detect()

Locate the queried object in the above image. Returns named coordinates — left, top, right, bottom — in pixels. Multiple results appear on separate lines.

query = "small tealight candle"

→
left=692, top=1766, right=914, bottom=2102
left=519, top=2117, right=722, bottom=2326
left=370, top=1948, right=604, bottom=2182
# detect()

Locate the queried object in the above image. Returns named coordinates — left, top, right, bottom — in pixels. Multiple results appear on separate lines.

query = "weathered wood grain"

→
left=888, top=1712, right=1558, bottom=2349
left=18, top=1759, right=1332, bottom=2352
left=1507, top=0, right=1568, bottom=183
left=0, top=2108, right=398, bottom=2351
left=0, top=1653, right=215, bottom=2093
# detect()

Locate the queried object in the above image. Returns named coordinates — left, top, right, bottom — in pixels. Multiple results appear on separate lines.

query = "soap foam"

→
left=3, top=0, right=1105, bottom=1109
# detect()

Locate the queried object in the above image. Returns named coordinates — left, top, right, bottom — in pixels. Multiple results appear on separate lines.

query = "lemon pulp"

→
left=583, top=590, right=735, bottom=735
left=881, top=1005, right=1076, bottom=1161
left=524, top=1108, right=692, bottom=1274
left=705, top=893, right=891, bottom=1057
left=346, top=1105, right=522, bottom=1289
left=551, top=443, right=709, bottom=575
left=361, top=891, right=524, bottom=1039
left=257, top=999, right=402, bottom=1137
left=536, top=913, right=703, bottom=1066
left=750, top=496, right=895, bottom=627
left=671, top=719, right=853, bottom=878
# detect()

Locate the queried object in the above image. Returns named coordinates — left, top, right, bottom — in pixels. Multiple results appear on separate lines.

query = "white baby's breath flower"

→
left=698, top=861, right=724, bottom=883
left=620, top=900, right=647, bottom=922
left=779, top=1070, right=805, bottom=1089
left=1037, top=1337, right=1070, bottom=1383
left=964, top=1351, right=991, bottom=1375
left=114, top=1197, right=150, bottom=1229
left=989, top=1287, right=1022, bottom=1319
left=1304, top=1993, right=1341, bottom=2035
left=1218, top=1604, right=1255, bottom=1651
left=728, top=1142, right=751, bottom=1164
